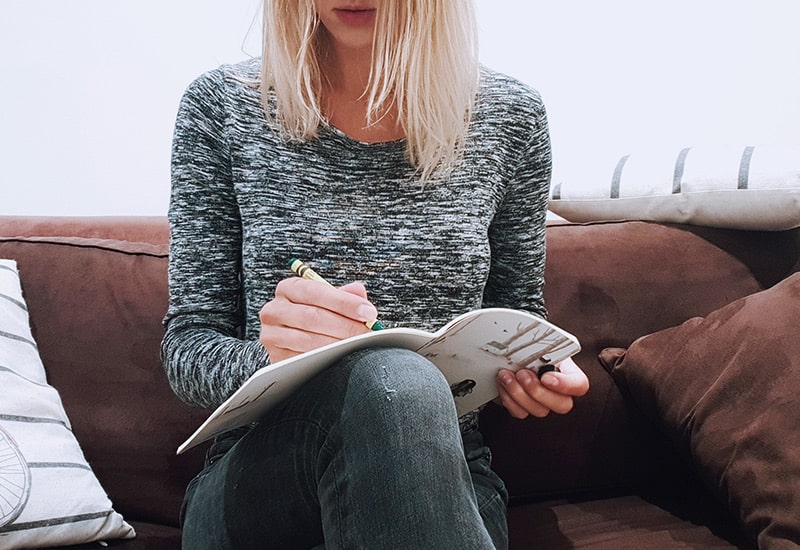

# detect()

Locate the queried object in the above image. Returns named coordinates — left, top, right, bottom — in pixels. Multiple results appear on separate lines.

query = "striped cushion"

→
left=0, top=259, right=134, bottom=548
left=549, top=144, right=800, bottom=230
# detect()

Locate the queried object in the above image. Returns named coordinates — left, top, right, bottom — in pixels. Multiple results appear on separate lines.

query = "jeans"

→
left=181, top=347, right=509, bottom=549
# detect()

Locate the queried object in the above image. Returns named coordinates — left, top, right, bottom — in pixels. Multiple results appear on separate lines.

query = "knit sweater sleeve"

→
left=482, top=90, right=551, bottom=319
left=162, top=69, right=269, bottom=410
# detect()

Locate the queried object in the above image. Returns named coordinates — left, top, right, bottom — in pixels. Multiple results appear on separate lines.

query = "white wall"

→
left=1, top=0, right=798, bottom=215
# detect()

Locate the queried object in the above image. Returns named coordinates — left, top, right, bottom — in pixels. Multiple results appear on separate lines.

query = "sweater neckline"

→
left=322, top=124, right=406, bottom=150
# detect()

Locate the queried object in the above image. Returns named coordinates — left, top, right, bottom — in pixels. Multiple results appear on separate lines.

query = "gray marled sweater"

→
left=163, top=57, right=551, bottom=419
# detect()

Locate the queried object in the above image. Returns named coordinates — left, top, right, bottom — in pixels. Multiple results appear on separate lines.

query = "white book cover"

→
left=177, top=308, right=580, bottom=454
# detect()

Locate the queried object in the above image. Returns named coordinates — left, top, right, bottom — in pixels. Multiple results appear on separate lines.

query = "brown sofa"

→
left=1, top=215, right=798, bottom=549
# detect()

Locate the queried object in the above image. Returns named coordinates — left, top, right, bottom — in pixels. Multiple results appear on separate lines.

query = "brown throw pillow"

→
left=601, top=272, right=800, bottom=548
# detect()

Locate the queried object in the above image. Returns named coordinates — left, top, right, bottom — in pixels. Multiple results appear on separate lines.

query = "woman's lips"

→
left=334, top=8, right=377, bottom=26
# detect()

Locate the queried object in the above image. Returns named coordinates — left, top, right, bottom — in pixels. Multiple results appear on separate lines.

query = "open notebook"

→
left=178, top=308, right=580, bottom=454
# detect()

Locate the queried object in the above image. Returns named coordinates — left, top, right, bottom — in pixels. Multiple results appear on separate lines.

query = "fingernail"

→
left=518, top=369, right=533, bottom=385
left=356, top=303, right=378, bottom=321
left=541, top=373, right=559, bottom=387
left=499, top=371, right=514, bottom=385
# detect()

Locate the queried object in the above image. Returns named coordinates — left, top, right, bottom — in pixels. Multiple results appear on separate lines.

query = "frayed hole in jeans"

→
left=380, top=365, right=397, bottom=401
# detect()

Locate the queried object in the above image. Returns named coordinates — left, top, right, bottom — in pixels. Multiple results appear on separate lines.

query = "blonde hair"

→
left=261, top=0, right=480, bottom=180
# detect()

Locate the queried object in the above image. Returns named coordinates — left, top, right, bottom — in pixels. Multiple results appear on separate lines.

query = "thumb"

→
left=541, top=358, right=590, bottom=397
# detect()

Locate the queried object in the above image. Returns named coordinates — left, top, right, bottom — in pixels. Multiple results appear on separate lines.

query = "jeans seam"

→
left=477, top=489, right=502, bottom=513
left=259, top=412, right=349, bottom=548
left=324, top=447, right=348, bottom=549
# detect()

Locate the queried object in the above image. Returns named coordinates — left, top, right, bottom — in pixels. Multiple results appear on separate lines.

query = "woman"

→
left=164, top=0, right=589, bottom=548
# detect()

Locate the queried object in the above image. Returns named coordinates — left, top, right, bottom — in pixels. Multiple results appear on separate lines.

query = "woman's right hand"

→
left=259, top=278, right=379, bottom=364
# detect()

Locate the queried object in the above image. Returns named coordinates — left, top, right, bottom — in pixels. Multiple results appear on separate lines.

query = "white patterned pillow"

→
left=0, top=259, right=135, bottom=548
left=549, top=144, right=800, bottom=231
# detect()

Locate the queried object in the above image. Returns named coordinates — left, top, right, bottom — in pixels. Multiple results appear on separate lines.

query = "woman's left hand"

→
left=495, top=357, right=589, bottom=419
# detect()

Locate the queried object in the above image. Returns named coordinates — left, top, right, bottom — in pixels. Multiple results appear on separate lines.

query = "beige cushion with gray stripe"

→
left=549, top=144, right=800, bottom=230
left=0, top=259, right=134, bottom=548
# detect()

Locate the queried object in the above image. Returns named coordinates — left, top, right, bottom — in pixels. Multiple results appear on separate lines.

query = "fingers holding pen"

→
left=288, top=259, right=384, bottom=331
left=279, top=277, right=378, bottom=324
left=259, top=277, right=379, bottom=362
left=265, top=278, right=377, bottom=335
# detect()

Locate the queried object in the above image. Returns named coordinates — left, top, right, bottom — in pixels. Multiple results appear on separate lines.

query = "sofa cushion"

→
left=0, top=236, right=208, bottom=530
left=508, top=493, right=745, bottom=549
left=600, top=273, right=800, bottom=548
left=549, top=144, right=800, bottom=230
left=59, top=521, right=181, bottom=549
left=0, top=259, right=135, bottom=547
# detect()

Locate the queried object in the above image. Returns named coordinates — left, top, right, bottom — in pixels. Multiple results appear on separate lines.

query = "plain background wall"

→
left=1, top=0, right=799, bottom=215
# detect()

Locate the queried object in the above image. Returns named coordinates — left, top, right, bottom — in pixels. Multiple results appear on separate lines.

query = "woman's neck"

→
left=321, top=42, right=404, bottom=143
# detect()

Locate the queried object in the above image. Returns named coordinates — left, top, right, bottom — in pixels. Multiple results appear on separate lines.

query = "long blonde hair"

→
left=261, top=0, right=480, bottom=180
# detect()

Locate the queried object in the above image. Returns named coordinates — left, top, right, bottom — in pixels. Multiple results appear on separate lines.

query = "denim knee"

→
left=337, top=347, right=460, bottom=435
left=344, top=347, right=456, bottom=407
